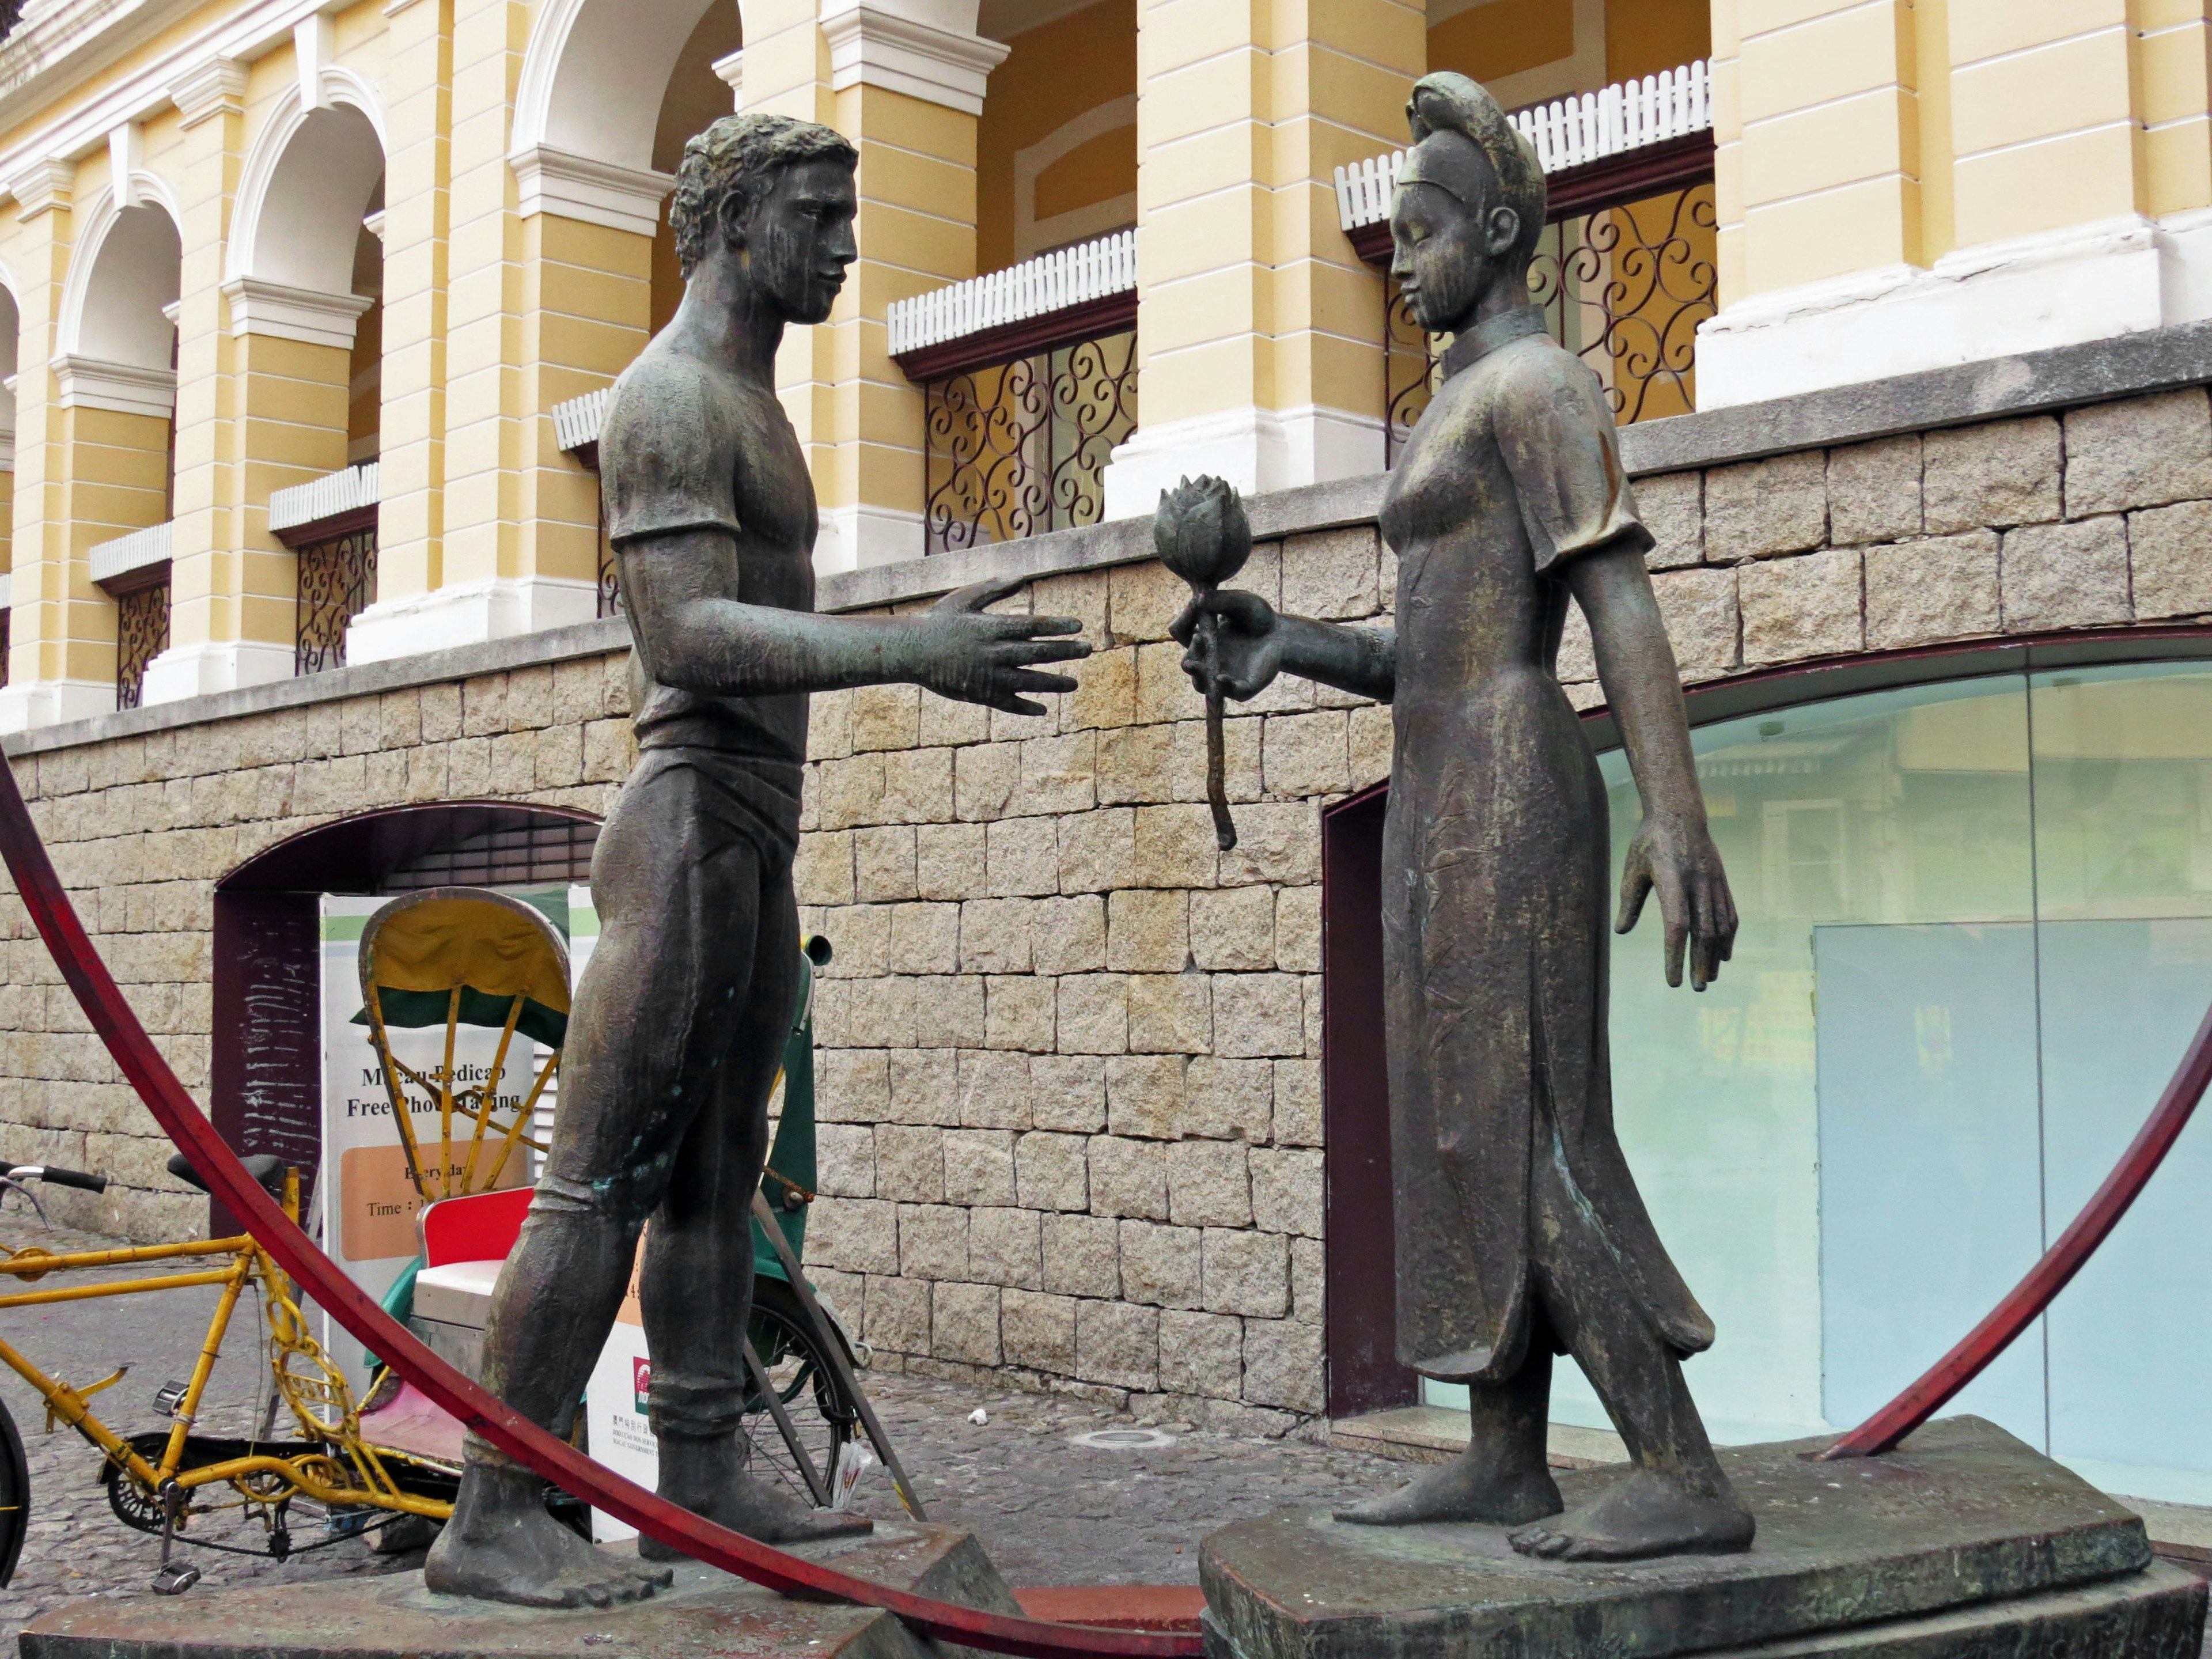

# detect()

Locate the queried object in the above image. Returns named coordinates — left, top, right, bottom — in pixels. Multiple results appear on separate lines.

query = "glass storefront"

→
left=1423, top=660, right=2212, bottom=1504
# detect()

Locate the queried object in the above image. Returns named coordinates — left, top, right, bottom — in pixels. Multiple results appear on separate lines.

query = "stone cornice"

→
left=168, top=55, right=245, bottom=127
left=50, top=353, right=175, bottom=416
left=219, top=276, right=374, bottom=349
left=819, top=0, right=1008, bottom=116
left=507, top=144, right=675, bottom=240
left=0, top=0, right=338, bottom=211
left=7, top=157, right=70, bottom=220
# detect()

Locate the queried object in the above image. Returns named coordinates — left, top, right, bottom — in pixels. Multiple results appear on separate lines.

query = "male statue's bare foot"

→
left=1507, top=1469, right=1753, bottom=1562
left=635, top=1433, right=873, bottom=1560
left=1335, top=1441, right=1562, bottom=1528
left=425, top=1464, right=673, bottom=1609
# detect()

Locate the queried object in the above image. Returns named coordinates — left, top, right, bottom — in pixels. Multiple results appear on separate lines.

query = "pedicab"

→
left=0, top=892, right=895, bottom=1588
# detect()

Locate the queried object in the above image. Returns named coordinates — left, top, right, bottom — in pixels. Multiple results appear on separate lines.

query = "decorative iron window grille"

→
left=917, top=331, right=1138, bottom=554
left=294, top=525, right=377, bottom=675
left=891, top=236, right=1140, bottom=556
left=115, top=578, right=169, bottom=710
left=1369, top=145, right=1717, bottom=463
left=596, top=482, right=622, bottom=617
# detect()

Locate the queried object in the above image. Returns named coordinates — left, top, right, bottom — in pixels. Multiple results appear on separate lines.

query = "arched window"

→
left=59, top=191, right=184, bottom=706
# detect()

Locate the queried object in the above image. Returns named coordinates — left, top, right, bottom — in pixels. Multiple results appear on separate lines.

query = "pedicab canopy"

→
left=355, top=887, right=571, bottom=1200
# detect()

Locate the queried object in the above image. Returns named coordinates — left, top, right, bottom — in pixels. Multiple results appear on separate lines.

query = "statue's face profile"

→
left=1388, top=132, right=1520, bottom=335
left=730, top=157, right=859, bottom=326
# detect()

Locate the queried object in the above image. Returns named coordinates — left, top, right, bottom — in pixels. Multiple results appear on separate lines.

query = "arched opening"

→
left=1322, top=634, right=2212, bottom=1501
left=74, top=204, right=183, bottom=383
left=238, top=100, right=387, bottom=460
left=222, top=97, right=387, bottom=684
left=61, top=196, right=183, bottom=707
left=209, top=803, right=601, bottom=1226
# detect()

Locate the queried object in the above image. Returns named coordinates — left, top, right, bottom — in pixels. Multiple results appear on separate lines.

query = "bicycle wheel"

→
left=741, top=1277, right=860, bottom=1506
left=0, top=1393, right=29, bottom=1587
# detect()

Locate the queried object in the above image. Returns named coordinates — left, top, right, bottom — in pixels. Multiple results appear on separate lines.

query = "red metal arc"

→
left=1823, top=997, right=2212, bottom=1459
left=0, top=751, right=1200, bottom=1659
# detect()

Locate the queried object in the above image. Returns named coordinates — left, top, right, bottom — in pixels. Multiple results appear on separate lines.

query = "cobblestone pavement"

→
left=1, top=1221, right=2202, bottom=1657
left=843, top=1369, right=1402, bottom=1589
left=0, top=1219, right=1404, bottom=1649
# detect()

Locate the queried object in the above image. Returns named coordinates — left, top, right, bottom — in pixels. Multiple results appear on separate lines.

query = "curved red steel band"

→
left=0, top=751, right=1200, bottom=1659
left=1823, top=998, right=2212, bottom=1459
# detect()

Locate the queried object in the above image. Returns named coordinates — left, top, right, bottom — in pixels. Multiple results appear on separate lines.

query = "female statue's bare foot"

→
left=1335, top=1444, right=1562, bottom=1527
left=1507, top=1470, right=1753, bottom=1562
left=636, top=1433, right=873, bottom=1560
left=425, top=1465, right=673, bottom=1609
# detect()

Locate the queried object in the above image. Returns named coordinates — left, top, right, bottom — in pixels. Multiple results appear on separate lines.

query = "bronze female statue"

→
left=1174, top=71, right=1752, bottom=1562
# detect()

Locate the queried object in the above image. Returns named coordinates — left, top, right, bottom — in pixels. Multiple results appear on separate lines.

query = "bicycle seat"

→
left=166, top=1151, right=288, bottom=1195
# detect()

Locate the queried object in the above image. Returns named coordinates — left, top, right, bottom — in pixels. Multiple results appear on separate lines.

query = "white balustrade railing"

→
left=888, top=228, right=1137, bottom=359
left=88, top=520, right=173, bottom=585
left=269, top=461, right=380, bottom=534
left=552, top=386, right=612, bottom=454
left=1334, top=59, right=1713, bottom=233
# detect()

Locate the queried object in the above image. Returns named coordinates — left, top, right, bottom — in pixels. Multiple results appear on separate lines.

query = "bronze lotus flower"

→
left=1155, top=475, right=1251, bottom=851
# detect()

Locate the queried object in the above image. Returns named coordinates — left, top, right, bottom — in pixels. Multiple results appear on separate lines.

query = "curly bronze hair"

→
left=669, top=113, right=858, bottom=277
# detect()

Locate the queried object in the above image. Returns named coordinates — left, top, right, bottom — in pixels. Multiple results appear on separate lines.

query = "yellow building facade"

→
left=0, top=0, right=2196, bottom=725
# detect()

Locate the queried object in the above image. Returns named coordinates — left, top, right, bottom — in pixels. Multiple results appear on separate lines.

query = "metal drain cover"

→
left=1071, top=1427, right=1177, bottom=1450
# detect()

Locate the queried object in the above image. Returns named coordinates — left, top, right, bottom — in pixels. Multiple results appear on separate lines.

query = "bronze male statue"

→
left=1175, top=73, right=1752, bottom=1562
left=425, top=113, right=1089, bottom=1609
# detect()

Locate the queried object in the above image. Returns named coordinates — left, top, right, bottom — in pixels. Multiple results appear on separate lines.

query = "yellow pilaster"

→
left=0, top=166, right=116, bottom=728
left=371, top=0, right=456, bottom=614
left=1721, top=0, right=1924, bottom=304
left=2140, top=0, right=2212, bottom=219
left=1104, top=0, right=1423, bottom=514
left=1948, top=0, right=2141, bottom=249
left=743, top=0, right=997, bottom=572
left=516, top=210, right=652, bottom=598
left=821, top=82, right=983, bottom=572
left=162, top=65, right=253, bottom=677
left=432, top=0, right=525, bottom=600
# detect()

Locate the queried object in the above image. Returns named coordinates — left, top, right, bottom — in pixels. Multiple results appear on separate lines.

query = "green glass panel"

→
left=2029, top=663, right=2212, bottom=921
left=1562, top=676, right=2036, bottom=1443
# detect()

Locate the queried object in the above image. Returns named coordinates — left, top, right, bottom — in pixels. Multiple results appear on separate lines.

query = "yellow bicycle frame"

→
left=0, top=1180, right=453, bottom=1529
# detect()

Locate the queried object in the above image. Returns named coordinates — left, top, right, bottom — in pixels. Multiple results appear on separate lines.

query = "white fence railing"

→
left=89, top=520, right=173, bottom=585
left=269, top=461, right=379, bottom=534
left=552, top=386, right=612, bottom=454
left=888, top=228, right=1137, bottom=359
left=1334, top=59, right=1713, bottom=233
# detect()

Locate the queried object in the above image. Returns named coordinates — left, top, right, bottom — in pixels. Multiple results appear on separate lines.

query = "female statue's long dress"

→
left=1376, top=304, right=1715, bottom=1384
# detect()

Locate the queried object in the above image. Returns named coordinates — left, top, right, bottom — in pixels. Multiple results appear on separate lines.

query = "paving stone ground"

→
left=0, top=1221, right=2200, bottom=1657
left=0, top=1219, right=1405, bottom=1650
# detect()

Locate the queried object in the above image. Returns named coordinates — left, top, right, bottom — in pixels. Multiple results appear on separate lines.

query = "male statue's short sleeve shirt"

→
left=599, top=349, right=807, bottom=844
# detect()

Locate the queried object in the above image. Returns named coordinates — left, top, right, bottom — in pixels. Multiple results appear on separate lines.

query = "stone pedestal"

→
left=1201, top=1417, right=2207, bottom=1659
left=20, top=1521, right=1019, bottom=1659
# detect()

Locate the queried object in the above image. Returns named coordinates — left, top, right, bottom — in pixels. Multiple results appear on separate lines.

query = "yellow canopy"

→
left=357, top=888, right=571, bottom=1047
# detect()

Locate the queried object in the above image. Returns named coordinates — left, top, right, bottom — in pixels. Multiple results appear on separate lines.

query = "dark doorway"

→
left=1321, top=781, right=1416, bottom=1417
left=208, top=802, right=599, bottom=1232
